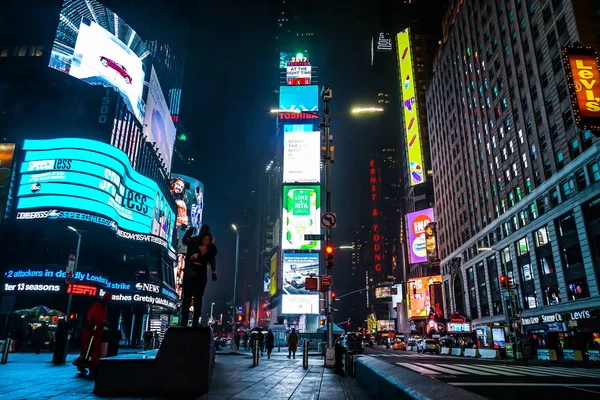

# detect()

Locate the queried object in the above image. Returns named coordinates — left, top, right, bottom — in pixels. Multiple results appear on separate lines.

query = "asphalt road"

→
left=364, top=346, right=600, bottom=399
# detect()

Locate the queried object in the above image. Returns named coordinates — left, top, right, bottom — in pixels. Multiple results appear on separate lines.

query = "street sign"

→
left=319, top=275, right=332, bottom=292
left=304, top=234, right=325, bottom=241
left=321, top=212, right=337, bottom=228
left=226, top=300, right=234, bottom=306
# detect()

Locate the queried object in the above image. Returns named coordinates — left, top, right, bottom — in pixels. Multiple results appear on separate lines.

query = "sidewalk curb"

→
left=355, top=356, right=487, bottom=400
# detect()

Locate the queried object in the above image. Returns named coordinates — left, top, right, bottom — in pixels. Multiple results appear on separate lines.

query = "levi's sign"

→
left=563, top=46, right=600, bottom=131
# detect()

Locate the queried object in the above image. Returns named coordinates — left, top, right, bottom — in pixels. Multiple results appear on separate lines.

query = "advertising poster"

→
left=16, top=138, right=175, bottom=250
left=282, top=253, right=319, bottom=294
left=269, top=253, right=278, bottom=296
left=279, top=86, right=319, bottom=112
left=49, top=0, right=147, bottom=123
left=286, top=65, right=312, bottom=85
left=145, top=67, right=176, bottom=173
left=283, top=131, right=320, bottom=183
left=263, top=272, right=270, bottom=293
left=284, top=124, right=314, bottom=132
left=408, top=275, right=442, bottom=318
left=397, top=29, right=425, bottom=186
left=563, top=46, right=600, bottom=130
left=170, top=174, right=204, bottom=251
left=0, top=144, right=15, bottom=225
left=279, top=50, right=309, bottom=69
left=406, top=208, right=435, bottom=264
left=281, top=294, right=319, bottom=314
left=425, top=222, right=439, bottom=263
left=282, top=185, right=321, bottom=250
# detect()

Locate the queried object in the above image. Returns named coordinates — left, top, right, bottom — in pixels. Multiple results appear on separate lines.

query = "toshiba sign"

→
left=278, top=112, right=319, bottom=121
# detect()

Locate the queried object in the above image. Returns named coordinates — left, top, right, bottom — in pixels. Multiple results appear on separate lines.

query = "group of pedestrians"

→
left=242, top=328, right=299, bottom=360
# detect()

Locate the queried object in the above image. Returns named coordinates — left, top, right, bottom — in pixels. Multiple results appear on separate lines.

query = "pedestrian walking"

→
left=180, top=230, right=217, bottom=327
left=235, top=332, right=241, bottom=349
left=73, top=293, right=112, bottom=374
left=259, top=331, right=265, bottom=356
left=287, top=328, right=298, bottom=359
left=266, top=329, right=275, bottom=359
left=32, top=322, right=48, bottom=354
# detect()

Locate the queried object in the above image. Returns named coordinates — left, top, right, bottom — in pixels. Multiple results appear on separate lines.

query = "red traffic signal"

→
left=319, top=319, right=325, bottom=326
left=499, top=275, right=507, bottom=288
left=331, top=292, right=336, bottom=301
left=325, top=245, right=334, bottom=254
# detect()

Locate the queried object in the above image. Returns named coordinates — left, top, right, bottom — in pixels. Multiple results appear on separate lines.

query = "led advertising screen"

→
left=282, top=253, right=319, bottom=294
left=286, top=65, right=312, bottom=85
left=408, top=275, right=442, bottom=318
left=0, top=144, right=16, bottom=225
left=279, top=86, right=319, bottom=112
left=406, top=208, right=435, bottom=264
left=282, top=294, right=319, bottom=314
left=170, top=174, right=204, bottom=244
left=562, top=46, right=600, bottom=130
left=145, top=67, right=176, bottom=173
left=397, top=29, right=425, bottom=186
left=284, top=124, right=314, bottom=132
left=269, top=253, right=278, bottom=296
left=15, top=138, right=175, bottom=250
left=282, top=185, right=321, bottom=250
left=279, top=50, right=309, bottom=69
left=49, top=0, right=147, bottom=123
left=283, top=131, right=320, bottom=183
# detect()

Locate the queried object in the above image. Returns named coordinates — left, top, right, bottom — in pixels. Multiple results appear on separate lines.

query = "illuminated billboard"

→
left=279, top=50, right=309, bottom=69
left=0, top=144, right=16, bottom=225
left=284, top=124, right=314, bottom=132
left=562, top=46, right=600, bottom=130
left=282, top=253, right=319, bottom=294
left=397, top=29, right=425, bottom=186
left=49, top=0, right=147, bottom=123
left=406, top=208, right=434, bottom=264
left=408, top=275, right=442, bottom=318
left=283, top=131, right=320, bottom=183
left=15, top=138, right=175, bottom=250
left=282, top=294, right=319, bottom=314
left=269, top=253, right=278, bottom=296
left=145, top=67, right=176, bottom=173
left=170, top=174, right=204, bottom=251
left=279, top=86, right=319, bottom=112
left=286, top=65, right=312, bottom=85
left=282, top=185, right=321, bottom=250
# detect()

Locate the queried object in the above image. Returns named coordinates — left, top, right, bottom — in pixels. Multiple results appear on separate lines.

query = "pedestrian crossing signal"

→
left=320, top=319, right=325, bottom=326
left=499, top=275, right=507, bottom=288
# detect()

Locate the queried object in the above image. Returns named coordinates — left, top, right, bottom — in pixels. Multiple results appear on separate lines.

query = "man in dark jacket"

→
left=266, top=329, right=275, bottom=359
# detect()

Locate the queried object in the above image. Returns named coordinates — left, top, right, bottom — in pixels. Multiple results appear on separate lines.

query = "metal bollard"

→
left=1, top=339, right=12, bottom=364
left=303, top=339, right=309, bottom=369
left=253, top=339, right=260, bottom=366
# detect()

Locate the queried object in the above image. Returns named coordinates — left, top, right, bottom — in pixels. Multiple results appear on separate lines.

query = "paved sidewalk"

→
left=0, top=351, right=368, bottom=399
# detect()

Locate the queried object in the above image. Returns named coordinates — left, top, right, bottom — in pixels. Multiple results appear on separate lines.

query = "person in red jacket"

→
left=73, top=293, right=112, bottom=373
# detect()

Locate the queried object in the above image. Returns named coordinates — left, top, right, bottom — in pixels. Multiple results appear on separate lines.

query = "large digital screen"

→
left=170, top=174, right=204, bottom=252
left=282, top=253, right=319, bottom=295
left=269, top=253, right=278, bottom=295
left=279, top=86, right=319, bottom=112
left=279, top=50, right=309, bottom=69
left=282, top=185, right=321, bottom=250
left=408, top=275, right=442, bottom=318
left=0, top=144, right=16, bottom=225
left=284, top=124, right=314, bottom=132
left=406, top=208, right=435, bottom=264
left=282, top=294, right=319, bottom=314
left=15, top=138, right=175, bottom=250
left=283, top=131, right=320, bottom=183
left=563, top=47, right=600, bottom=131
left=145, top=67, right=176, bottom=173
left=49, top=0, right=147, bottom=123
left=397, top=29, right=425, bottom=186
left=286, top=65, right=312, bottom=85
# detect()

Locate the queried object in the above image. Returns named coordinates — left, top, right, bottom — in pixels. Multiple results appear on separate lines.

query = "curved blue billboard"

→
left=15, top=138, right=175, bottom=251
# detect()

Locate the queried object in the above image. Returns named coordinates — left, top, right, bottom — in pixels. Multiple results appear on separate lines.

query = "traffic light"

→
left=331, top=292, right=336, bottom=302
left=325, top=244, right=334, bottom=271
left=499, top=275, right=507, bottom=288
left=320, top=319, right=325, bottom=326
left=237, top=315, right=243, bottom=322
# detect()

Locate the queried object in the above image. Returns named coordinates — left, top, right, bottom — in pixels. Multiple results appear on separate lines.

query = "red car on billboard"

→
left=100, top=56, right=132, bottom=84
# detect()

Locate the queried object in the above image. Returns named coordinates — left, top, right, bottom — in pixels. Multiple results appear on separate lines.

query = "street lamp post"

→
left=63, top=226, right=81, bottom=362
left=210, top=302, right=216, bottom=324
left=230, top=224, right=240, bottom=353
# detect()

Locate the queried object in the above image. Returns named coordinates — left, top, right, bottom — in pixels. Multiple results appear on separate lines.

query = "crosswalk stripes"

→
left=394, top=362, right=600, bottom=378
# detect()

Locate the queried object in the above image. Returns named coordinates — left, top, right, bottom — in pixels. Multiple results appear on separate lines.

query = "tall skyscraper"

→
left=427, top=0, right=600, bottom=347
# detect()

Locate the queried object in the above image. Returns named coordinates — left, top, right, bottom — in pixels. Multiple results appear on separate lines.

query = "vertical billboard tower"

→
left=276, top=50, right=322, bottom=331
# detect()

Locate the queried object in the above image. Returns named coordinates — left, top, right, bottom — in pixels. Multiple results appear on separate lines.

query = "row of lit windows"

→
left=0, top=45, right=44, bottom=58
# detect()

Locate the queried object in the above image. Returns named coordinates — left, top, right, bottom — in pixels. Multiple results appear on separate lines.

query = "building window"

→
left=575, top=169, right=587, bottom=191
left=582, top=196, right=600, bottom=284
left=17, top=46, right=27, bottom=57
left=558, top=82, right=568, bottom=101
left=542, top=5, right=552, bottom=23
left=0, top=49, right=7, bottom=57
left=467, top=267, right=479, bottom=319
left=560, top=180, right=572, bottom=199
left=550, top=188, right=559, bottom=207
left=567, top=279, right=590, bottom=301
left=487, top=256, right=503, bottom=315
left=556, top=151, right=564, bottom=169
left=589, top=161, right=600, bottom=183
left=526, top=178, right=533, bottom=194
left=556, top=15, right=567, bottom=36
left=583, top=130, right=593, bottom=150
left=563, top=109, right=574, bottom=128
left=530, top=144, right=537, bottom=160
left=530, top=202, right=538, bottom=219
left=522, top=153, right=528, bottom=169
left=537, top=197, right=547, bottom=215
left=570, top=139, right=580, bottom=158
left=517, top=237, right=529, bottom=257
left=544, top=161, right=553, bottom=179
left=476, top=262, right=490, bottom=317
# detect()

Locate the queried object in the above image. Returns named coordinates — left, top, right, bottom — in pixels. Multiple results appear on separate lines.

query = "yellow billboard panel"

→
left=397, top=29, right=425, bottom=186
left=408, top=275, right=442, bottom=318
left=269, top=253, right=278, bottom=296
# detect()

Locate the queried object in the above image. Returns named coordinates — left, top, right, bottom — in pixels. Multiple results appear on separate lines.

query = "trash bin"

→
left=52, top=321, right=68, bottom=364
left=345, top=352, right=355, bottom=376
left=107, top=330, right=121, bottom=357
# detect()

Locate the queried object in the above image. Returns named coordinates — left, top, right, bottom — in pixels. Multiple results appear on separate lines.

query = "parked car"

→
left=100, top=56, right=132, bottom=84
left=422, top=339, right=441, bottom=354
left=342, top=332, right=364, bottom=353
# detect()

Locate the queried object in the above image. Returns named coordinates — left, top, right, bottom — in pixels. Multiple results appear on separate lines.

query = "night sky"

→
left=179, top=0, right=389, bottom=323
